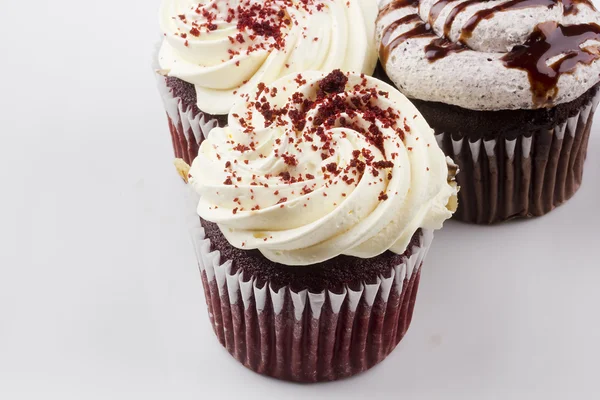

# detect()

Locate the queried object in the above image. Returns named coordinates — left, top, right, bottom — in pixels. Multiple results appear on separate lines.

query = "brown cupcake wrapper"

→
left=190, top=223, right=434, bottom=382
left=156, top=74, right=224, bottom=166
left=436, top=91, right=600, bottom=224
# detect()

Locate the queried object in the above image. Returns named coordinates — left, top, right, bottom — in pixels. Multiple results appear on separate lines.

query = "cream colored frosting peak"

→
left=159, top=0, right=378, bottom=115
left=189, top=71, right=457, bottom=266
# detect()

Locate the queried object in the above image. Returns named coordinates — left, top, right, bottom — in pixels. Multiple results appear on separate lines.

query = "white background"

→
left=1, top=1, right=600, bottom=398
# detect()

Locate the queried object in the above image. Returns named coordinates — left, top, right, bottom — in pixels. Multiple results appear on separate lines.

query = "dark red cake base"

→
left=192, top=219, right=432, bottom=382
left=158, top=76, right=228, bottom=166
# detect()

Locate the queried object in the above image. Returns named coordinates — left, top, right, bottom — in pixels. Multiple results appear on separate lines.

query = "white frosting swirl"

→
left=377, top=0, right=600, bottom=110
left=189, top=71, right=458, bottom=266
left=159, top=0, right=378, bottom=115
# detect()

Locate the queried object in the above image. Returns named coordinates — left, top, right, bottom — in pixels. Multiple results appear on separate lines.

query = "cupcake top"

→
left=158, top=0, right=378, bottom=115
left=188, top=70, right=458, bottom=266
left=376, top=0, right=600, bottom=110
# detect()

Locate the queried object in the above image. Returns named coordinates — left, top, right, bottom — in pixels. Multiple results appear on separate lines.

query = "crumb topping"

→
left=170, top=0, right=343, bottom=60
left=214, top=70, right=411, bottom=215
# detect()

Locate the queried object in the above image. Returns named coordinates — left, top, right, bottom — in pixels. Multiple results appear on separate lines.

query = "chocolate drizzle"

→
left=424, top=38, right=467, bottom=61
left=428, top=0, right=459, bottom=25
left=379, top=0, right=600, bottom=106
left=379, top=0, right=469, bottom=64
left=502, top=21, right=600, bottom=106
left=443, top=0, right=481, bottom=38
left=459, top=0, right=559, bottom=43
left=380, top=15, right=433, bottom=65
left=562, top=0, right=596, bottom=15
left=381, top=0, right=596, bottom=58
left=377, top=0, right=419, bottom=19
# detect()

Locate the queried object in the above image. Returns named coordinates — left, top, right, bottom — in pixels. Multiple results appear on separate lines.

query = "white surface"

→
left=0, top=1, right=599, bottom=399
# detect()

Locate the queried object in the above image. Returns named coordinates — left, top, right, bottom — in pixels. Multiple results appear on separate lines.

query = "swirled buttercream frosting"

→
left=188, top=70, right=458, bottom=266
left=376, top=0, right=600, bottom=110
left=159, top=0, right=378, bottom=115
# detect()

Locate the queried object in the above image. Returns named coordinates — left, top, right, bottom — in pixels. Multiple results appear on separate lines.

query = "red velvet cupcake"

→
left=187, top=70, right=458, bottom=382
left=155, top=0, right=379, bottom=177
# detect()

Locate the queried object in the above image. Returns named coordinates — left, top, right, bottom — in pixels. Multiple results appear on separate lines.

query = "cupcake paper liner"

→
left=156, top=74, right=226, bottom=166
left=436, top=90, right=600, bottom=224
left=189, top=221, right=434, bottom=382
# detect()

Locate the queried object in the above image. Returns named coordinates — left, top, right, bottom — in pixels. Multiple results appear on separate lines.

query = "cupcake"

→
left=155, top=0, right=379, bottom=176
left=187, top=70, right=458, bottom=382
left=376, top=0, right=600, bottom=224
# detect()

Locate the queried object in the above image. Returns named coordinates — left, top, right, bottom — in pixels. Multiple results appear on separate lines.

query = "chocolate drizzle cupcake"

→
left=376, top=0, right=600, bottom=223
left=188, top=70, right=457, bottom=381
left=155, top=0, right=379, bottom=175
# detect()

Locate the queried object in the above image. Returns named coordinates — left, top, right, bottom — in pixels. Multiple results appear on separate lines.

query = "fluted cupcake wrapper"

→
left=189, top=222, right=434, bottom=382
left=155, top=74, right=226, bottom=166
left=436, top=91, right=600, bottom=224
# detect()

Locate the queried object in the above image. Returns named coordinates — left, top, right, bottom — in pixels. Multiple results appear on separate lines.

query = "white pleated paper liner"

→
left=156, top=74, right=227, bottom=166
left=189, top=221, right=434, bottom=382
left=435, top=90, right=600, bottom=224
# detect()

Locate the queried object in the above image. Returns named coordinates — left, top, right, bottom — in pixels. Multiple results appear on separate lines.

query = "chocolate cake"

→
left=376, top=0, right=600, bottom=223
